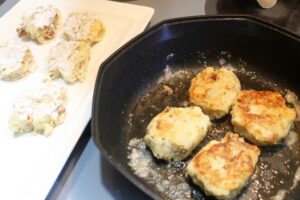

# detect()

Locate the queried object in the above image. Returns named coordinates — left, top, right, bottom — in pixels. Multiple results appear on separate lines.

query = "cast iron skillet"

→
left=92, top=15, right=300, bottom=200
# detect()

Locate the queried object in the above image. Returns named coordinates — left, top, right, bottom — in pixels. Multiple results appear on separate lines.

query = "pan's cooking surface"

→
left=92, top=16, right=300, bottom=200
left=124, top=52, right=300, bottom=200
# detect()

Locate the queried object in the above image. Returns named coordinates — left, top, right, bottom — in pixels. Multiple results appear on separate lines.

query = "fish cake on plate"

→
left=17, top=5, right=60, bottom=44
left=47, top=41, right=91, bottom=83
left=189, top=67, right=241, bottom=119
left=9, top=82, right=67, bottom=136
left=187, top=132, right=260, bottom=199
left=231, top=90, right=296, bottom=145
left=144, top=106, right=211, bottom=161
left=0, top=40, right=34, bottom=81
left=63, top=12, right=105, bottom=45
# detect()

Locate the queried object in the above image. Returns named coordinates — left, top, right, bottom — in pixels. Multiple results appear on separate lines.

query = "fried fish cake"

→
left=189, top=67, right=241, bottom=119
left=144, top=106, right=211, bottom=161
left=187, top=132, right=260, bottom=199
left=231, top=90, right=296, bottom=145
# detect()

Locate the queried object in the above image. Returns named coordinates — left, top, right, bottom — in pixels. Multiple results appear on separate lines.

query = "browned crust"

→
left=189, top=69, right=221, bottom=101
left=232, top=90, right=296, bottom=145
left=188, top=67, right=240, bottom=119
left=192, top=132, right=260, bottom=191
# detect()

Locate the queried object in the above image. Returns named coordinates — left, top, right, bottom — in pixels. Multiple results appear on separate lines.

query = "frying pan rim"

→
left=91, top=14, right=300, bottom=200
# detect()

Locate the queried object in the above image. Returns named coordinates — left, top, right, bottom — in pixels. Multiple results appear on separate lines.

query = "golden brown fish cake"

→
left=144, top=106, right=211, bottom=161
left=189, top=67, right=241, bottom=119
left=231, top=90, right=296, bottom=145
left=187, top=132, right=260, bottom=199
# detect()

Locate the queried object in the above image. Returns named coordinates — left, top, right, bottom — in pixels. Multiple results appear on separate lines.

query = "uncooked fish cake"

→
left=17, top=5, right=60, bottom=43
left=0, top=40, right=34, bottom=81
left=47, top=40, right=91, bottom=83
left=189, top=67, right=241, bottom=119
left=9, top=82, right=67, bottom=136
left=187, top=132, right=260, bottom=200
left=231, top=90, right=296, bottom=145
left=63, top=12, right=105, bottom=45
left=144, top=106, right=211, bottom=161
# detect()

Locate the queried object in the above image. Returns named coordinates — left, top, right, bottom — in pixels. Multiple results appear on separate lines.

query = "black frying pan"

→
left=92, top=16, right=300, bottom=200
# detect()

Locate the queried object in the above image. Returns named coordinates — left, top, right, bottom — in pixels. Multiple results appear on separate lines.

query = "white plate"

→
left=0, top=0, right=154, bottom=199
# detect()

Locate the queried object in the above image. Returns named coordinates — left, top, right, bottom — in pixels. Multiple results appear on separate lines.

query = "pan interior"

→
left=124, top=51, right=300, bottom=200
left=93, top=17, right=300, bottom=200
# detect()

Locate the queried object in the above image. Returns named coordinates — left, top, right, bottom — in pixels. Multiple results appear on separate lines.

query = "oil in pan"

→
left=125, top=51, right=300, bottom=200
